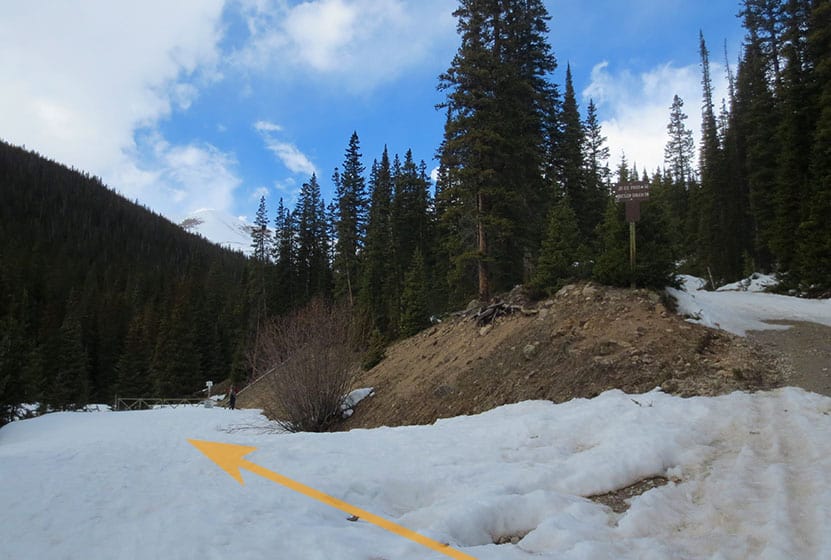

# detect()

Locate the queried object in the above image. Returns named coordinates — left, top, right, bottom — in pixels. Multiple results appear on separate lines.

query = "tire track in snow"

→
left=704, top=390, right=829, bottom=559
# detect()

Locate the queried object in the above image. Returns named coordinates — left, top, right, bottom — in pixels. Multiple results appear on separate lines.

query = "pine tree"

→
left=662, top=95, right=694, bottom=256
left=250, top=195, right=271, bottom=263
left=532, top=195, right=583, bottom=292
left=695, top=31, right=732, bottom=283
left=272, top=197, right=296, bottom=313
left=796, top=0, right=831, bottom=290
left=295, top=174, right=330, bottom=302
left=399, top=248, right=431, bottom=337
left=45, top=308, right=90, bottom=410
left=583, top=98, right=611, bottom=240
left=770, top=0, right=814, bottom=274
left=392, top=150, right=431, bottom=299
left=735, top=31, right=779, bottom=270
left=740, top=0, right=785, bottom=89
left=114, top=312, right=152, bottom=397
left=560, top=64, right=589, bottom=235
left=593, top=199, right=630, bottom=287
left=361, top=149, right=396, bottom=337
left=333, top=132, right=367, bottom=306
left=664, top=95, right=696, bottom=187
left=437, top=0, right=557, bottom=301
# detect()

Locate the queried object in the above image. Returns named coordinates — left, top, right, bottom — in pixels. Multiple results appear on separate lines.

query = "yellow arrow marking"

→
left=188, top=439, right=477, bottom=560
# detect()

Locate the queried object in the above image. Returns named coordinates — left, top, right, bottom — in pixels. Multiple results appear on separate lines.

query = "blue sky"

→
left=1, top=0, right=745, bottom=223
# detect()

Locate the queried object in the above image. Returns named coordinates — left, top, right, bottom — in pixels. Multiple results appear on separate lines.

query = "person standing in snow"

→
left=228, top=385, right=237, bottom=410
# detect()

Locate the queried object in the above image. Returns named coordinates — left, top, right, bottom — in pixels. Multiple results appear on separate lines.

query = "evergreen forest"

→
left=2, top=0, right=829, bottom=423
left=0, top=142, right=255, bottom=422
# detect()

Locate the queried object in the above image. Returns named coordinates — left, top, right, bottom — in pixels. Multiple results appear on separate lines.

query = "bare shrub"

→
left=254, top=299, right=359, bottom=432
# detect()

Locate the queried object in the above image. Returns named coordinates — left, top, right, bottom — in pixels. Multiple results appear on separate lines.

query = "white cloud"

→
left=232, top=0, right=456, bottom=92
left=254, top=121, right=318, bottom=177
left=0, top=0, right=230, bottom=219
left=267, top=141, right=317, bottom=176
left=254, top=120, right=283, bottom=133
left=583, top=60, right=729, bottom=177
left=112, top=134, right=242, bottom=220
left=250, top=186, right=270, bottom=200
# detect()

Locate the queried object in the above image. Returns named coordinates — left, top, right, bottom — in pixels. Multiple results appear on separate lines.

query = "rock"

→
left=582, top=284, right=599, bottom=298
left=523, top=342, right=539, bottom=360
left=538, top=308, right=549, bottom=320
left=479, top=324, right=493, bottom=336
left=466, top=299, right=482, bottom=311
left=543, top=299, right=555, bottom=308
left=556, top=284, right=578, bottom=298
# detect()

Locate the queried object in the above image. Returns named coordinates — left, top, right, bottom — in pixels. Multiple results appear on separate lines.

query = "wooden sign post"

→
left=614, top=181, right=650, bottom=288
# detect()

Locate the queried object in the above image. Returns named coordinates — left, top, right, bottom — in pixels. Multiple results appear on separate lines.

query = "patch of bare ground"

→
left=333, top=282, right=783, bottom=429
left=748, top=321, right=831, bottom=397
left=589, top=476, right=670, bottom=514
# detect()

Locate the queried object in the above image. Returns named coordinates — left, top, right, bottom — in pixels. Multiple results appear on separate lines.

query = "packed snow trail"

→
left=2, top=389, right=831, bottom=559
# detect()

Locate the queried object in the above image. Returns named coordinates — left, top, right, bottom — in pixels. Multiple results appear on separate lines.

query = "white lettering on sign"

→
left=614, top=181, right=650, bottom=202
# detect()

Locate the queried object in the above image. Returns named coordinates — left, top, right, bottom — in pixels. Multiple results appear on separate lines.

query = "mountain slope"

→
left=0, top=140, right=254, bottom=417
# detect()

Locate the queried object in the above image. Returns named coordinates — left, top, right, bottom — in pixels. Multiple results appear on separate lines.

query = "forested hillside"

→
left=0, top=141, right=253, bottom=422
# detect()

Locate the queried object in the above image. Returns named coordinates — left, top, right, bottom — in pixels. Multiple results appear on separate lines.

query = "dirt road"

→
left=749, top=321, right=831, bottom=396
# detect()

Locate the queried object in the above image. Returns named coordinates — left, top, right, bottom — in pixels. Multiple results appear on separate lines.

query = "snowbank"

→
left=669, top=274, right=831, bottom=335
left=2, top=389, right=830, bottom=559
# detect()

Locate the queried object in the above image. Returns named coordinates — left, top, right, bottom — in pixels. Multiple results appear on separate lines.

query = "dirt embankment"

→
left=337, top=283, right=782, bottom=429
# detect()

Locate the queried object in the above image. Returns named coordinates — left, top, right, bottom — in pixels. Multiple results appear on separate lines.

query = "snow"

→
left=668, top=274, right=831, bottom=335
left=179, top=208, right=253, bottom=255
left=2, top=388, right=831, bottom=559
left=340, top=387, right=374, bottom=419
left=716, top=272, right=778, bottom=293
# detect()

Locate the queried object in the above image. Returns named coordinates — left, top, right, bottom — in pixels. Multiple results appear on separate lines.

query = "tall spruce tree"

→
left=770, top=0, right=814, bottom=275
left=796, top=0, right=831, bottom=290
left=695, top=31, right=732, bottom=283
left=272, top=197, right=296, bottom=314
left=559, top=65, right=589, bottom=235
left=333, top=133, right=367, bottom=306
left=662, top=94, right=695, bottom=255
left=437, top=0, right=556, bottom=301
left=392, top=150, right=431, bottom=299
left=740, top=0, right=785, bottom=88
left=361, top=149, right=396, bottom=338
left=250, top=195, right=271, bottom=263
left=295, top=174, right=330, bottom=303
left=583, top=98, right=611, bottom=241
left=665, top=95, right=696, bottom=187
left=735, top=31, right=779, bottom=270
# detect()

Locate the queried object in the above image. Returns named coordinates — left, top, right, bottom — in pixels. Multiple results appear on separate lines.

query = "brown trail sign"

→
left=614, top=181, right=650, bottom=287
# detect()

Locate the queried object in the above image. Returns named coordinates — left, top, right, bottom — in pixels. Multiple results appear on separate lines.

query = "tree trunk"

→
left=477, top=191, right=489, bottom=301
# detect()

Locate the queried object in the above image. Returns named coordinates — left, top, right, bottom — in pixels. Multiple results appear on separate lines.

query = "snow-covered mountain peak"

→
left=179, top=208, right=253, bottom=255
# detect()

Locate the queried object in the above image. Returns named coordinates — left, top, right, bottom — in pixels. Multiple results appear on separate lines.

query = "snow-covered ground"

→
left=2, top=389, right=831, bottom=559
left=668, top=274, right=831, bottom=336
